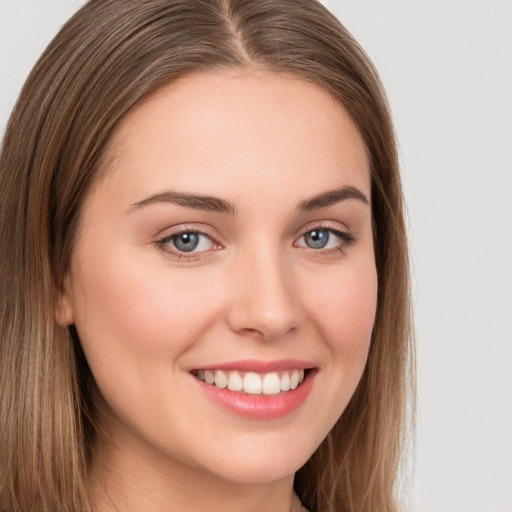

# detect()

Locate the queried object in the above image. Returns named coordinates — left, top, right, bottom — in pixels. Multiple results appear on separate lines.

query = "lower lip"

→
left=193, top=371, right=316, bottom=420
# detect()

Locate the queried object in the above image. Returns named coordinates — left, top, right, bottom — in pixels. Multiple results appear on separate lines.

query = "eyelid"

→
left=155, top=223, right=222, bottom=242
left=293, top=219, right=351, bottom=240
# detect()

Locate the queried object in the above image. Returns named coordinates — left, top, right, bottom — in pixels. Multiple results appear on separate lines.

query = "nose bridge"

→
left=227, top=242, right=298, bottom=340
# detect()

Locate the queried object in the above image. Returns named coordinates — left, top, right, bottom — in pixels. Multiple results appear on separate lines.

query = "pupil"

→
left=174, top=232, right=199, bottom=252
left=306, top=230, right=328, bottom=249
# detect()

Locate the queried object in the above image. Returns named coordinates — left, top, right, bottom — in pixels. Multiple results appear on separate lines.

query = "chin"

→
left=189, top=432, right=321, bottom=485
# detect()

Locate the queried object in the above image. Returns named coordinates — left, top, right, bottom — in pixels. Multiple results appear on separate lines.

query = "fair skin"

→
left=59, top=70, right=377, bottom=512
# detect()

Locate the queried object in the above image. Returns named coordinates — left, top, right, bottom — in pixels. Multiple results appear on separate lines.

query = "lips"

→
left=190, top=360, right=316, bottom=419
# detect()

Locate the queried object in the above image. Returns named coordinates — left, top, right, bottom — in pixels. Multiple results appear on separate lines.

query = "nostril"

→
left=226, top=297, right=298, bottom=340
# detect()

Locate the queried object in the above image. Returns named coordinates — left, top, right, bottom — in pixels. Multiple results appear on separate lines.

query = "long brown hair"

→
left=0, top=1, right=414, bottom=511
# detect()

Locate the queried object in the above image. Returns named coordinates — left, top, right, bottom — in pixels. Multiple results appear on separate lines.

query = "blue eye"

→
left=172, top=232, right=199, bottom=252
left=162, top=231, right=215, bottom=253
left=296, top=228, right=355, bottom=251
left=303, top=230, right=330, bottom=249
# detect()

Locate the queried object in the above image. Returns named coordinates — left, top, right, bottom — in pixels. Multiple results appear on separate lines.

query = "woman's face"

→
left=60, top=70, right=377, bottom=485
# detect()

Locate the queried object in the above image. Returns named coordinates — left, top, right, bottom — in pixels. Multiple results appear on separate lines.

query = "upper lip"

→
left=192, top=359, right=315, bottom=373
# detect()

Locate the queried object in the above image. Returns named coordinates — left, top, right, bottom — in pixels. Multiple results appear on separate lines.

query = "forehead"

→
left=95, top=69, right=370, bottom=207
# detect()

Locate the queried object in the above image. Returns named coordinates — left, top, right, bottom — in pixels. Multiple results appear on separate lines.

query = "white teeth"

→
left=214, top=370, right=228, bottom=389
left=227, top=371, right=243, bottom=391
left=290, top=369, right=300, bottom=390
left=262, top=372, right=281, bottom=395
left=280, top=372, right=291, bottom=391
left=244, top=372, right=262, bottom=394
left=196, top=368, right=309, bottom=395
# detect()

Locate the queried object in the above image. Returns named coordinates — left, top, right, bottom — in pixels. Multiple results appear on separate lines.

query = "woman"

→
left=0, top=1, right=413, bottom=511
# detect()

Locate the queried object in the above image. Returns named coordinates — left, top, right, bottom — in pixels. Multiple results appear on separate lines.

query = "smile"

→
left=190, top=360, right=316, bottom=419
left=193, top=369, right=306, bottom=395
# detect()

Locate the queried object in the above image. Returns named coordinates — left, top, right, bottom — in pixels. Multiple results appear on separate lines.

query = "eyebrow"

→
left=297, top=185, right=369, bottom=211
left=128, top=185, right=369, bottom=215
left=128, top=191, right=236, bottom=214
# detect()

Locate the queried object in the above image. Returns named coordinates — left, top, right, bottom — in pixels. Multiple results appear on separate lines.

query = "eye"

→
left=295, top=227, right=355, bottom=251
left=302, top=229, right=332, bottom=249
left=158, top=231, right=218, bottom=254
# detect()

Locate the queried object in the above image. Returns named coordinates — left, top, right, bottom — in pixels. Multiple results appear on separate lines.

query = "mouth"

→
left=189, top=360, right=317, bottom=419
left=191, top=368, right=309, bottom=396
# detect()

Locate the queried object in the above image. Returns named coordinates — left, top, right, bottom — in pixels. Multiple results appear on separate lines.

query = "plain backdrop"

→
left=1, top=1, right=511, bottom=511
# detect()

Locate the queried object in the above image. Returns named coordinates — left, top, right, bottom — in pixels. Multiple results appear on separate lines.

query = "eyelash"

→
left=155, top=223, right=357, bottom=261
left=294, top=224, right=357, bottom=257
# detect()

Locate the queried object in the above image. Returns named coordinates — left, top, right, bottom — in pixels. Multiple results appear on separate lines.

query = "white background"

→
left=1, top=1, right=511, bottom=511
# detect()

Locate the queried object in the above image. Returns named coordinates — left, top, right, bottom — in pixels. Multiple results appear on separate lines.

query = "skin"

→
left=59, top=70, right=377, bottom=512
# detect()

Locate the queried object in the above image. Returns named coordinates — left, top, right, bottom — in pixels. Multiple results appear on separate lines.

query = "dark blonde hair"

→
left=0, top=1, right=413, bottom=511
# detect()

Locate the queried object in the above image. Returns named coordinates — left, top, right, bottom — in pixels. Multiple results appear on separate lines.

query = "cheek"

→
left=69, top=250, right=221, bottom=369
left=68, top=252, right=226, bottom=439
left=306, top=261, right=378, bottom=363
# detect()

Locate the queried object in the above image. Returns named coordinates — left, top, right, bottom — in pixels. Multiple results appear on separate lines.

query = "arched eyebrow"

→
left=297, top=185, right=369, bottom=211
left=127, top=185, right=368, bottom=215
left=128, top=191, right=236, bottom=214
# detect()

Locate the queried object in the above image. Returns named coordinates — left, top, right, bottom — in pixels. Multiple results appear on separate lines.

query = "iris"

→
left=304, top=230, right=329, bottom=249
left=172, top=232, right=200, bottom=252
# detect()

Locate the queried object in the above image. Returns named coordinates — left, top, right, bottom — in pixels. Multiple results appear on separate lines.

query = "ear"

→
left=55, top=274, right=75, bottom=326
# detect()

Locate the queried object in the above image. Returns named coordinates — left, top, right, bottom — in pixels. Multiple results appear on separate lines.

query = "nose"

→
left=226, top=249, right=299, bottom=341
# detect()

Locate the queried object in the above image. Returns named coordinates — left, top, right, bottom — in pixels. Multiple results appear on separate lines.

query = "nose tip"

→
left=226, top=257, right=299, bottom=341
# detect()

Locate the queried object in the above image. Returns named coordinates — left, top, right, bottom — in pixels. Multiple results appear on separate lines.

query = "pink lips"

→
left=191, top=359, right=316, bottom=420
